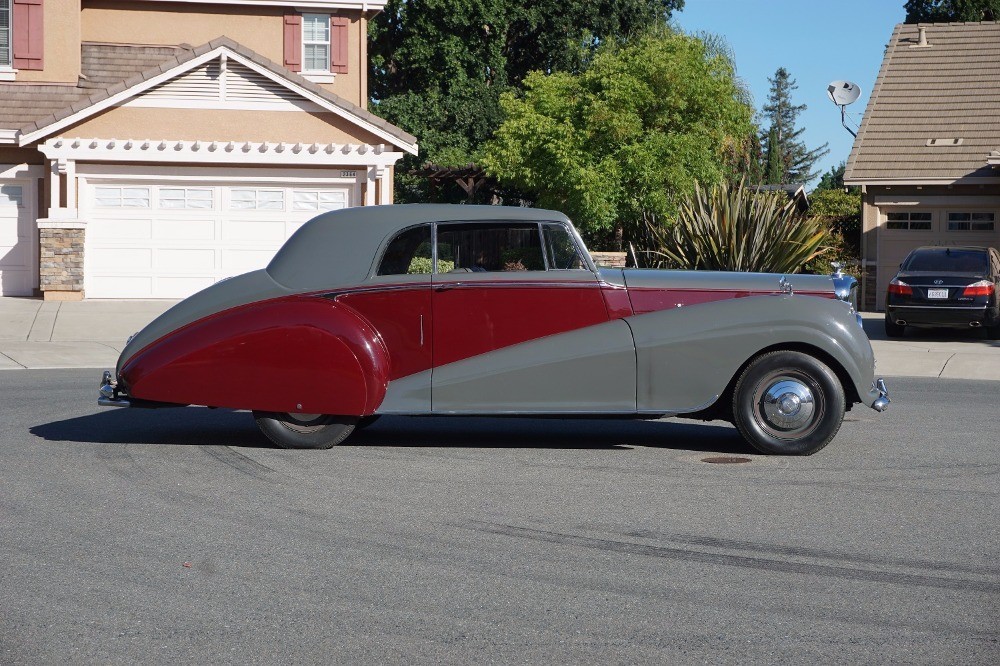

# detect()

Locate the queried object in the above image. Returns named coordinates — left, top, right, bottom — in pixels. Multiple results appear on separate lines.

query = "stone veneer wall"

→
left=39, top=224, right=85, bottom=300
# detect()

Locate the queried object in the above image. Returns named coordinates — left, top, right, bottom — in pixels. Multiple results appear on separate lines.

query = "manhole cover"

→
left=701, top=456, right=752, bottom=464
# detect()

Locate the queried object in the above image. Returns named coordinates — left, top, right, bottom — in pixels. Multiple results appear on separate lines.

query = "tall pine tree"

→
left=759, top=67, right=828, bottom=184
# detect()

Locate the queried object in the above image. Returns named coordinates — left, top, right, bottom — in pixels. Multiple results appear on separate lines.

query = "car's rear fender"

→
left=118, top=296, right=390, bottom=415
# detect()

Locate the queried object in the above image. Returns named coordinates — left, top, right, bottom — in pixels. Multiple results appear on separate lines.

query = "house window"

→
left=947, top=212, right=995, bottom=232
left=302, top=14, right=330, bottom=72
left=94, top=186, right=151, bottom=208
left=0, top=0, right=11, bottom=68
left=0, top=184, right=22, bottom=207
left=159, top=188, right=214, bottom=210
left=229, top=189, right=284, bottom=211
left=885, top=211, right=932, bottom=230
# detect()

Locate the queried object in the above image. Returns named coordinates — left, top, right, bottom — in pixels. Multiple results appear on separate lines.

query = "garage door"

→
left=84, top=181, right=352, bottom=298
left=877, top=210, right=999, bottom=310
left=0, top=180, right=37, bottom=297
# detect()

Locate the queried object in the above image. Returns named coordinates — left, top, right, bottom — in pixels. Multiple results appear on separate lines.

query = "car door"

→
left=431, top=220, right=636, bottom=414
left=336, top=224, right=433, bottom=413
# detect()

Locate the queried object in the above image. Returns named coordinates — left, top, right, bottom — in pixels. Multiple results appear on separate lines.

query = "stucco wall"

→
left=16, top=0, right=81, bottom=83
left=80, top=1, right=365, bottom=106
left=60, top=106, right=384, bottom=145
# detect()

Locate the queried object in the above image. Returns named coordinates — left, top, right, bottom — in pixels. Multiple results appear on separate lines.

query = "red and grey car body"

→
left=100, top=205, right=888, bottom=422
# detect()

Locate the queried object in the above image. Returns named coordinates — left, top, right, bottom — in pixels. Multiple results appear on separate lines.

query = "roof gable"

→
left=16, top=37, right=417, bottom=155
left=845, top=22, right=1000, bottom=184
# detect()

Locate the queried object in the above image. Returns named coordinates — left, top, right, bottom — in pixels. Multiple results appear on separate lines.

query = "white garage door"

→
left=84, top=180, right=352, bottom=298
left=877, top=210, right=999, bottom=310
left=0, top=180, right=37, bottom=297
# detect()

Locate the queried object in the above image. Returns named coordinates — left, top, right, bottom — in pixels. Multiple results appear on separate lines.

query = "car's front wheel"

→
left=732, top=351, right=846, bottom=456
left=253, top=412, right=357, bottom=449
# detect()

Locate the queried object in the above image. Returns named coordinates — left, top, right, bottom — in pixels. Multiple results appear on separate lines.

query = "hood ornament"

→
left=779, top=276, right=793, bottom=295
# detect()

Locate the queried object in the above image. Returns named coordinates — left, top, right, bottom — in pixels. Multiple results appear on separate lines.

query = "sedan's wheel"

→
left=884, top=314, right=905, bottom=338
left=732, top=351, right=845, bottom=456
left=252, top=411, right=357, bottom=449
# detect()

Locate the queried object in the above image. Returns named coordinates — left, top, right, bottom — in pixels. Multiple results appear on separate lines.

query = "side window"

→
left=436, top=223, right=544, bottom=272
left=542, top=223, right=587, bottom=270
left=377, top=225, right=433, bottom=276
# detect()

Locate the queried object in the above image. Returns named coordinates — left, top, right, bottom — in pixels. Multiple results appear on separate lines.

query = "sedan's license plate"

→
left=927, top=288, right=949, bottom=299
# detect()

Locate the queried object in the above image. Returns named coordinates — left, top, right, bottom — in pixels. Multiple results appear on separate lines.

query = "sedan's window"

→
left=437, top=223, right=544, bottom=272
left=378, top=225, right=433, bottom=275
left=903, top=248, right=989, bottom=273
left=542, top=223, right=587, bottom=269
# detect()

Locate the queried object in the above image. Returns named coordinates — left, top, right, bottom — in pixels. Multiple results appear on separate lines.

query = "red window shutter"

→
left=283, top=13, right=302, bottom=72
left=331, top=17, right=349, bottom=74
left=12, top=0, right=44, bottom=71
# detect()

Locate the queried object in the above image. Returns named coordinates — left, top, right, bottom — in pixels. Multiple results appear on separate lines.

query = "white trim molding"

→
left=0, top=163, right=43, bottom=178
left=39, top=137, right=406, bottom=168
left=0, top=129, right=19, bottom=144
left=37, top=219, right=86, bottom=230
left=135, top=0, right=385, bottom=10
left=19, top=45, right=418, bottom=156
left=988, top=151, right=1000, bottom=167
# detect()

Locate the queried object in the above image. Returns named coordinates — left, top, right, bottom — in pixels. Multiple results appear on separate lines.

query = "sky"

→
left=674, top=0, right=907, bottom=187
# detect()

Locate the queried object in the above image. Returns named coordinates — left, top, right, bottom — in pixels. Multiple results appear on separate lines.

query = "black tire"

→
left=731, top=351, right=846, bottom=456
left=884, top=314, right=905, bottom=338
left=252, top=412, right=357, bottom=449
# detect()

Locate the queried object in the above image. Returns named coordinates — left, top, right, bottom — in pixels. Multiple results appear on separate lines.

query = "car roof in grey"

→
left=266, top=204, right=572, bottom=290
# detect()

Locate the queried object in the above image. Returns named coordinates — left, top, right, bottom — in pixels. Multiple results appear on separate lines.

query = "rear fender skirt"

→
left=119, top=296, right=390, bottom=415
left=628, top=294, right=876, bottom=412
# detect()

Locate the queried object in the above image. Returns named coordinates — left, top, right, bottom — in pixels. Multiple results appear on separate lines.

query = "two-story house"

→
left=0, top=0, right=416, bottom=299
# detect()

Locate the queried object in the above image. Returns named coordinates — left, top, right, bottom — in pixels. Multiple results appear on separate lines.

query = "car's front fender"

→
left=627, top=294, right=876, bottom=413
left=119, top=296, right=390, bottom=415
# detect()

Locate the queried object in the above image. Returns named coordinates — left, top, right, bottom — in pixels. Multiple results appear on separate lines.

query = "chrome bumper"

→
left=870, top=378, right=890, bottom=412
left=98, top=370, right=131, bottom=408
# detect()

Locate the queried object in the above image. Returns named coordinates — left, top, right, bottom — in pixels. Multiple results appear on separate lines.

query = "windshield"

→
left=902, top=248, right=988, bottom=273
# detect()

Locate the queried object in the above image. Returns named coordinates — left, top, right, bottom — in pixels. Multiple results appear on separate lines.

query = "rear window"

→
left=902, top=248, right=989, bottom=273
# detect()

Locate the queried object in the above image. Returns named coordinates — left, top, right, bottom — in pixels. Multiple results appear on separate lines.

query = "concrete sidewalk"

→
left=1, top=297, right=999, bottom=380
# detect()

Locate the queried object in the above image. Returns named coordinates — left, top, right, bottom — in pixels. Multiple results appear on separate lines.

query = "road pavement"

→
left=1, top=371, right=997, bottom=664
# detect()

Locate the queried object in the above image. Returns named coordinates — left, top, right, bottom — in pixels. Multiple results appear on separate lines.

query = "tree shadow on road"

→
left=30, top=409, right=751, bottom=454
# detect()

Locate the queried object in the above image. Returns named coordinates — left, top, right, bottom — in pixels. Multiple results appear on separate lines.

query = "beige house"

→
left=845, top=21, right=1000, bottom=311
left=0, top=0, right=416, bottom=299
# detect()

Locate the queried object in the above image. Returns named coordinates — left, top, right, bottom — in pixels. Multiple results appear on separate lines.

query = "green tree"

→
left=480, top=27, right=756, bottom=246
left=904, top=0, right=1000, bottom=22
left=814, top=161, right=846, bottom=191
left=803, top=187, right=862, bottom=274
left=369, top=0, right=684, bottom=202
left=760, top=67, right=828, bottom=184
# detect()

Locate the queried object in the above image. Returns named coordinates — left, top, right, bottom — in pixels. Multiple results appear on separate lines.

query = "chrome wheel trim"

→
left=751, top=371, right=824, bottom=440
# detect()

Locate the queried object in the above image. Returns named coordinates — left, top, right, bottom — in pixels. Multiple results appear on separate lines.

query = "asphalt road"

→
left=2, top=371, right=998, bottom=664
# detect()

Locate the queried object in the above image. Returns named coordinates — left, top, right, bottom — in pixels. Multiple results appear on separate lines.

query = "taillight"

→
left=962, top=280, right=995, bottom=297
left=888, top=279, right=912, bottom=296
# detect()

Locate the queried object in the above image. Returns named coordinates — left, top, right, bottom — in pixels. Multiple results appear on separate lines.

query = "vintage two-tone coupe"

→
left=98, top=205, right=889, bottom=455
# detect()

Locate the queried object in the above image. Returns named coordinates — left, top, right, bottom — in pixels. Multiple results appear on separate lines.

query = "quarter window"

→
left=159, top=188, right=214, bottom=210
left=542, top=223, right=586, bottom=269
left=377, top=225, right=433, bottom=275
left=94, top=186, right=150, bottom=208
left=302, top=14, right=330, bottom=72
left=885, top=211, right=932, bottom=230
left=947, top=212, right=995, bottom=232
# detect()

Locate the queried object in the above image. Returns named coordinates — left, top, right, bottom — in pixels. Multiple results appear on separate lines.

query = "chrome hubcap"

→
left=753, top=372, right=823, bottom=439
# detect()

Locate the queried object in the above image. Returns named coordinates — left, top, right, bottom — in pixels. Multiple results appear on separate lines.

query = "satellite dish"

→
left=827, top=81, right=861, bottom=107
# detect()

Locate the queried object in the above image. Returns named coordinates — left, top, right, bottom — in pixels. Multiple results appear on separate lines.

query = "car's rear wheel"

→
left=884, top=314, right=905, bottom=338
left=252, top=412, right=357, bottom=449
left=732, top=351, right=845, bottom=456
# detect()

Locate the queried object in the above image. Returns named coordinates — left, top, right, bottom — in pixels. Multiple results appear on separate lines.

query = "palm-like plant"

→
left=646, top=180, right=829, bottom=273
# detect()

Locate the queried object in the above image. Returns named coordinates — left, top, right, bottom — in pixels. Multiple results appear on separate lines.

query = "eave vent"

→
left=926, top=138, right=963, bottom=147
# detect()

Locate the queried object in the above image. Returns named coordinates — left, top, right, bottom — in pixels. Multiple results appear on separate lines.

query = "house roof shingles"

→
left=845, top=21, right=1000, bottom=183
left=0, top=37, right=416, bottom=150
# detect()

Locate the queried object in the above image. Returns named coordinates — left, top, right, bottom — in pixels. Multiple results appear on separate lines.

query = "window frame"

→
left=301, top=13, right=331, bottom=73
left=0, top=0, right=13, bottom=71
left=884, top=210, right=933, bottom=231
left=946, top=211, right=995, bottom=232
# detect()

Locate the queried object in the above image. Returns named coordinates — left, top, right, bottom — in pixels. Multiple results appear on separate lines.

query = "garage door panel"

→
left=222, top=219, right=286, bottom=242
left=154, top=218, right=216, bottom=241
left=156, top=248, right=216, bottom=272
left=222, top=248, right=278, bottom=273
left=89, top=218, right=153, bottom=241
left=156, top=276, right=216, bottom=298
left=89, top=276, right=153, bottom=299
left=90, top=247, right=153, bottom=271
